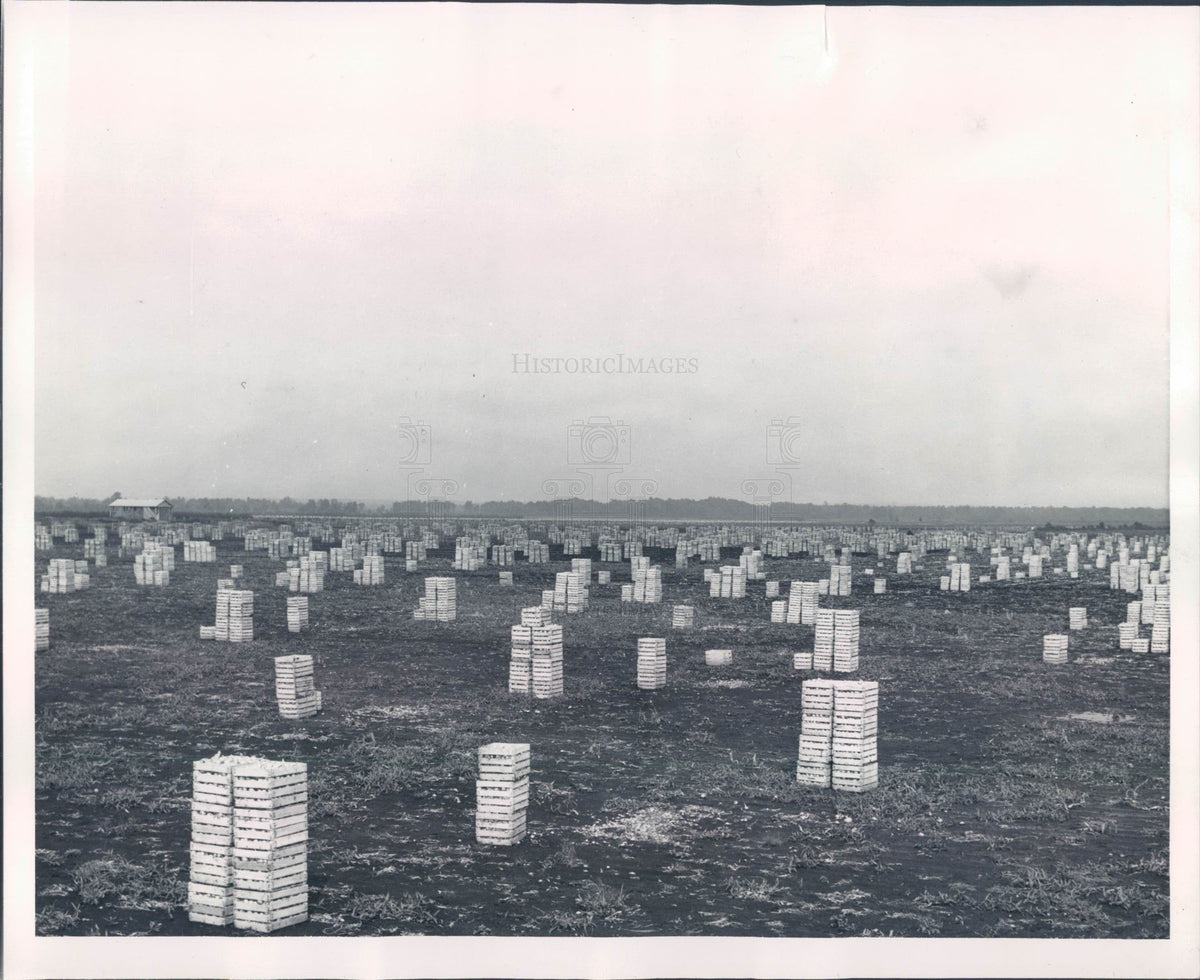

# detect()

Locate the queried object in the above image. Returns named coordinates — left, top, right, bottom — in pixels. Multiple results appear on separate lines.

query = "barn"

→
left=108, top=498, right=173, bottom=521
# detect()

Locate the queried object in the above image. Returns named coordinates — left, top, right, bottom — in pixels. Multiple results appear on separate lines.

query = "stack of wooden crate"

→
left=475, top=744, right=530, bottom=846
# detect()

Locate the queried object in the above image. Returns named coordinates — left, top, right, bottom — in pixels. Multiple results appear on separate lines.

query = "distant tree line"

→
left=34, top=494, right=1169, bottom=527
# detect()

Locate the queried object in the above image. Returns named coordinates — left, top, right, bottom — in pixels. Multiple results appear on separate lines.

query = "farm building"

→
left=107, top=498, right=173, bottom=521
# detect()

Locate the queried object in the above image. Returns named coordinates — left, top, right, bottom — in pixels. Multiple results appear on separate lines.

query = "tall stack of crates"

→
left=1068, top=607, right=1088, bottom=630
left=896, top=552, right=912, bottom=574
left=833, top=610, right=860, bottom=673
left=509, top=623, right=533, bottom=694
left=354, top=556, right=385, bottom=586
left=286, top=595, right=309, bottom=633
left=771, top=600, right=787, bottom=623
left=231, top=760, right=309, bottom=932
left=274, top=655, right=322, bottom=719
left=636, top=637, right=667, bottom=690
left=414, top=577, right=457, bottom=621
left=35, top=526, right=53, bottom=551
left=814, top=610, right=835, bottom=670
left=188, top=755, right=309, bottom=933
left=671, top=605, right=694, bottom=628
left=531, top=624, right=564, bottom=698
left=35, top=608, right=50, bottom=651
left=831, top=681, right=879, bottom=792
left=475, top=743, right=529, bottom=845
left=1043, top=634, right=1069, bottom=665
left=1150, top=588, right=1170, bottom=653
left=797, top=679, right=878, bottom=791
left=828, top=564, right=852, bottom=596
left=1117, top=622, right=1139, bottom=649
left=215, top=589, right=255, bottom=642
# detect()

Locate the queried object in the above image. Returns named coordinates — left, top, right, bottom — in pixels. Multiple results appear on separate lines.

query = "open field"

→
left=34, top=530, right=1169, bottom=937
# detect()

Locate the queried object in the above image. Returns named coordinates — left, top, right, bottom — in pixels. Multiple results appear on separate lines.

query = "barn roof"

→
left=110, top=498, right=171, bottom=508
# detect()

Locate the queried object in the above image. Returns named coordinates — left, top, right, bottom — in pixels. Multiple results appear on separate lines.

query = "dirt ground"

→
left=34, top=534, right=1169, bottom=937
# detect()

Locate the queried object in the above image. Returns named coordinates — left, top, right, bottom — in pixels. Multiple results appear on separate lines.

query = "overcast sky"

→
left=29, top=3, right=1193, bottom=507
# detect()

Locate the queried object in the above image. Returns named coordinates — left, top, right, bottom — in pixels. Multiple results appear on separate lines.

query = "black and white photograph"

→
left=3, top=2, right=1198, bottom=977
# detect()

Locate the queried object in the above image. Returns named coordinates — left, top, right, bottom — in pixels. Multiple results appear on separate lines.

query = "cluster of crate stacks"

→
left=944, top=562, right=971, bottom=592
left=35, top=608, right=50, bottom=651
left=796, top=680, right=878, bottom=792
left=453, top=542, right=486, bottom=571
left=133, top=550, right=171, bottom=587
left=354, top=556, right=385, bottom=586
left=551, top=571, right=588, bottom=614
left=627, top=558, right=662, bottom=603
left=274, top=656, right=322, bottom=719
left=475, top=743, right=530, bottom=846
left=1068, top=607, right=1088, bottom=630
left=828, top=563, right=853, bottom=597
left=188, top=755, right=309, bottom=932
left=286, top=556, right=325, bottom=593
left=84, top=537, right=105, bottom=561
left=184, top=541, right=217, bottom=563
left=40, top=558, right=87, bottom=593
left=405, top=541, right=429, bottom=566
left=739, top=549, right=765, bottom=581
left=873, top=578, right=887, bottom=594
left=490, top=544, right=515, bottom=567
left=896, top=552, right=913, bottom=575
left=598, top=541, right=621, bottom=562
left=35, top=525, right=53, bottom=551
left=525, top=541, right=550, bottom=564
left=708, top=565, right=747, bottom=598
left=1042, top=633, right=1069, bottom=665
left=56, top=523, right=80, bottom=543
left=204, top=589, right=254, bottom=642
left=414, top=577, right=457, bottom=621
left=637, top=637, right=667, bottom=690
left=705, top=649, right=732, bottom=666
